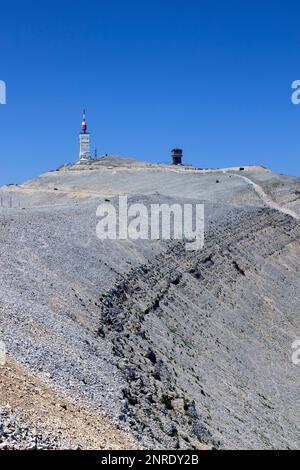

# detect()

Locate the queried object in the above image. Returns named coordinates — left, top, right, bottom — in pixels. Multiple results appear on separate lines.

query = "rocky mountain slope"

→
left=0, top=157, right=299, bottom=449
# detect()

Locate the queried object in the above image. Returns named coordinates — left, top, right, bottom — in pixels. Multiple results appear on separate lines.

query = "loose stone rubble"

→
left=0, top=158, right=299, bottom=449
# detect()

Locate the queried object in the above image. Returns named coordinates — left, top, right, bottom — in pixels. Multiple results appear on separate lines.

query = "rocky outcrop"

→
left=98, top=206, right=300, bottom=449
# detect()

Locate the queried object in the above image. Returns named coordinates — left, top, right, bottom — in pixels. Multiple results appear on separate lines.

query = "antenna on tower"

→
left=81, top=109, right=87, bottom=133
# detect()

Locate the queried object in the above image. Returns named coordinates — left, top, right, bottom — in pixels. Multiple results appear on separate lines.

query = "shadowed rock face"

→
left=0, top=159, right=300, bottom=449
left=98, top=206, right=300, bottom=449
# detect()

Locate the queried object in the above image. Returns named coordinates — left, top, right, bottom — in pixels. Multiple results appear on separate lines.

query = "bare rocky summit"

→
left=0, top=157, right=299, bottom=449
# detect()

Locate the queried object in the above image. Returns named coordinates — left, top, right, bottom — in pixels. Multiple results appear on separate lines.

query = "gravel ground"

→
left=0, top=158, right=299, bottom=449
left=0, top=406, right=69, bottom=450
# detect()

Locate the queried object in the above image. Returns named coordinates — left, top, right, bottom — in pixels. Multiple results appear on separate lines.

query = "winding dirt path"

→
left=228, top=172, right=300, bottom=220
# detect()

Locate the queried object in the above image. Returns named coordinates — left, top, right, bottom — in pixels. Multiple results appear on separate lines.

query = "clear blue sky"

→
left=1, top=0, right=300, bottom=186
